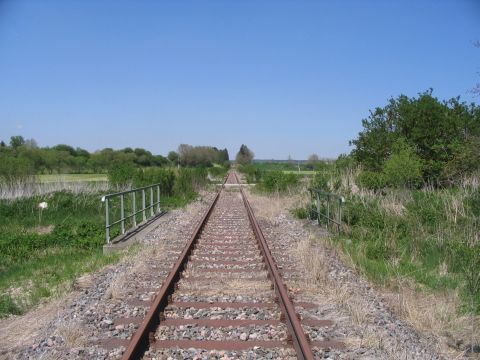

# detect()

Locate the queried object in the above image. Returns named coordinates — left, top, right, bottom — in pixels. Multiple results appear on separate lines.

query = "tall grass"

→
left=297, top=168, right=480, bottom=316
left=0, top=179, right=110, bottom=200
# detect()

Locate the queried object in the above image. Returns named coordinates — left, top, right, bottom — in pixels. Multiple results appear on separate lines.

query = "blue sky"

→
left=0, top=1, right=479, bottom=159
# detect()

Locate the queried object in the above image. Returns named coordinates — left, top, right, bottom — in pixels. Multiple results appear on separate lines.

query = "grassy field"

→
left=0, top=188, right=195, bottom=317
left=37, top=174, right=108, bottom=183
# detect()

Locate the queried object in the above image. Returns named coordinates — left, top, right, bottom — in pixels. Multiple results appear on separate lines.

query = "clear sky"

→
left=0, top=1, right=479, bottom=159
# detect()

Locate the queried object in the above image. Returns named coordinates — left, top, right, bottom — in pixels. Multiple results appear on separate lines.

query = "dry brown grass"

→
left=29, top=224, right=55, bottom=235
left=246, top=189, right=306, bottom=221
left=0, top=180, right=110, bottom=200
left=378, top=191, right=412, bottom=217
left=73, top=273, right=94, bottom=290
left=104, top=243, right=164, bottom=300
left=294, top=237, right=328, bottom=288
left=55, top=320, right=86, bottom=347
left=385, top=283, right=479, bottom=357
left=104, top=272, right=129, bottom=300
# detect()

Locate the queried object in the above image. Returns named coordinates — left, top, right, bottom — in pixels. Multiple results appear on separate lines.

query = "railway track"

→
left=119, top=171, right=343, bottom=359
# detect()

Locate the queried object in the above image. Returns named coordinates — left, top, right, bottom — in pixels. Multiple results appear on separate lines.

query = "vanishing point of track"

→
left=120, top=171, right=343, bottom=359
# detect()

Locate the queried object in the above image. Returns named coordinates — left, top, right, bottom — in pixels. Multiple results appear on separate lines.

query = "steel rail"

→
left=121, top=176, right=228, bottom=360
left=121, top=171, right=315, bottom=359
left=235, top=171, right=315, bottom=360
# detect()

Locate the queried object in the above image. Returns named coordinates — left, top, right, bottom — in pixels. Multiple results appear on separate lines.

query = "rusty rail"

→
left=121, top=171, right=316, bottom=359
left=235, top=172, right=315, bottom=360
left=121, top=176, right=227, bottom=359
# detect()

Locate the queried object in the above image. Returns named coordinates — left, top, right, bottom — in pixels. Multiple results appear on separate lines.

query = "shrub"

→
left=291, top=205, right=317, bottom=220
left=350, top=90, right=480, bottom=182
left=260, top=171, right=299, bottom=192
left=0, top=155, right=34, bottom=184
left=238, top=164, right=263, bottom=183
left=208, top=166, right=228, bottom=179
left=356, top=171, right=387, bottom=191
left=444, top=137, right=480, bottom=180
left=107, top=163, right=136, bottom=186
left=311, top=171, right=329, bottom=191
left=383, top=141, right=423, bottom=188
left=134, top=168, right=175, bottom=195
left=466, top=188, right=480, bottom=217
left=173, top=168, right=207, bottom=198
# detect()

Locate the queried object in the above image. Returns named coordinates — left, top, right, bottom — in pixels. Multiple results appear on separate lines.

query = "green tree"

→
left=168, top=151, right=179, bottom=164
left=235, top=144, right=254, bottom=165
left=0, top=155, right=34, bottom=183
left=444, top=136, right=480, bottom=180
left=307, top=154, right=319, bottom=170
left=53, top=144, right=77, bottom=156
left=350, top=90, right=480, bottom=182
left=10, top=135, right=25, bottom=150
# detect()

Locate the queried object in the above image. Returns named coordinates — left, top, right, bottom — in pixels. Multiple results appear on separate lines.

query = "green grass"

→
left=326, top=187, right=479, bottom=313
left=281, top=170, right=315, bottom=175
left=294, top=165, right=480, bottom=314
left=37, top=174, right=108, bottom=183
left=0, top=189, right=194, bottom=317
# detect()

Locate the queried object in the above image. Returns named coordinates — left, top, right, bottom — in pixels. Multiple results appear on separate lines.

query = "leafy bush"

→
left=134, top=168, right=175, bottom=195
left=383, top=141, right=423, bottom=188
left=291, top=204, right=317, bottom=220
left=466, top=189, right=480, bottom=217
left=237, top=164, right=263, bottom=183
left=173, top=168, right=207, bottom=198
left=350, top=90, right=480, bottom=183
left=0, top=155, right=34, bottom=184
left=208, top=166, right=229, bottom=179
left=311, top=171, right=329, bottom=191
left=259, top=171, right=299, bottom=192
left=356, top=171, right=387, bottom=191
left=107, top=163, right=136, bottom=186
left=444, top=136, right=480, bottom=180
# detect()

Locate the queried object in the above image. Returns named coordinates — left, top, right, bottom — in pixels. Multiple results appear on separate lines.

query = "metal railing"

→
left=309, top=188, right=345, bottom=232
left=101, top=184, right=161, bottom=244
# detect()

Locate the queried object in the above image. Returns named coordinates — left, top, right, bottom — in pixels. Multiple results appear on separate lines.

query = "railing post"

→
left=150, top=187, right=154, bottom=217
left=326, top=194, right=330, bottom=229
left=132, top=191, right=136, bottom=227
left=316, top=192, right=321, bottom=226
left=142, top=189, right=146, bottom=222
left=157, top=185, right=160, bottom=213
left=338, top=197, right=342, bottom=232
left=120, top=194, right=125, bottom=234
left=105, top=198, right=110, bottom=243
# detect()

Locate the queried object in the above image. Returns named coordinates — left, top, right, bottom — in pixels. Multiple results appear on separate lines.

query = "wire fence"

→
left=309, top=188, right=345, bottom=232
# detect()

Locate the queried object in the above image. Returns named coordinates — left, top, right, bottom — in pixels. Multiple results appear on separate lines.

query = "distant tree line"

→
left=0, top=136, right=230, bottom=183
left=177, top=144, right=229, bottom=167
left=350, top=89, right=480, bottom=188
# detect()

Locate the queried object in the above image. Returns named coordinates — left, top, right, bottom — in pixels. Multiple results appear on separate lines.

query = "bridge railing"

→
left=309, top=188, right=345, bottom=232
left=101, top=184, right=161, bottom=244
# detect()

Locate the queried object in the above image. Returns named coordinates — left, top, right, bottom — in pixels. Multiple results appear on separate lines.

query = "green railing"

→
left=101, top=184, right=161, bottom=244
left=309, top=188, right=345, bottom=232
